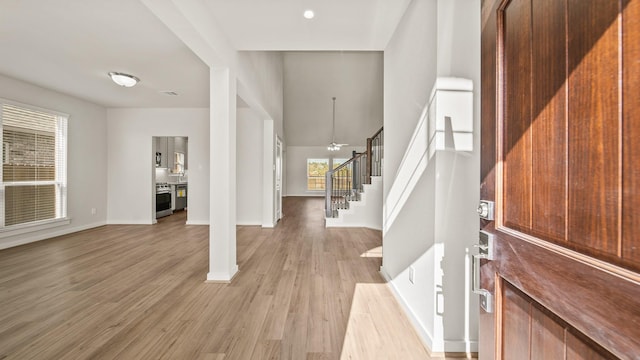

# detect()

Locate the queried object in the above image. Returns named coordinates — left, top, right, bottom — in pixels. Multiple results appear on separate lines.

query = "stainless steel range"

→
left=155, top=183, right=173, bottom=218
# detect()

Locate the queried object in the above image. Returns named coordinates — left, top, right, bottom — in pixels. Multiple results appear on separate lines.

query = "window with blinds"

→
left=1, top=101, right=67, bottom=228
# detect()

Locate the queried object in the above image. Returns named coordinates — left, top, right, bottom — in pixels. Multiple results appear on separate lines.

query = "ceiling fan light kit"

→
left=328, top=96, right=348, bottom=151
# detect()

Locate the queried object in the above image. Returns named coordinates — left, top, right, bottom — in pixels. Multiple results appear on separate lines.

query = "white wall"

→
left=236, top=107, right=263, bottom=225
left=285, top=146, right=365, bottom=197
left=283, top=52, right=383, bottom=147
left=106, top=108, right=209, bottom=225
left=238, top=51, right=285, bottom=137
left=0, top=74, right=108, bottom=249
left=382, top=0, right=481, bottom=353
left=383, top=0, right=438, bottom=197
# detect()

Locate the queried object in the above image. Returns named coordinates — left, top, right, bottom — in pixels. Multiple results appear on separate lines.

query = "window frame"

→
left=0, top=98, right=69, bottom=236
left=306, top=158, right=330, bottom=191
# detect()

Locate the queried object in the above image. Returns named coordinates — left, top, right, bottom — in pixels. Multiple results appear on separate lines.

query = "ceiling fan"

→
left=328, top=97, right=348, bottom=151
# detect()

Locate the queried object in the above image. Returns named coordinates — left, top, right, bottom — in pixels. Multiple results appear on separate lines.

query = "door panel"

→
left=530, top=0, right=567, bottom=242
left=500, top=0, right=626, bottom=264
left=502, top=283, right=531, bottom=358
left=623, top=0, right=640, bottom=266
left=502, top=281, right=618, bottom=360
left=480, top=0, right=640, bottom=357
left=566, top=0, right=620, bottom=257
left=530, top=305, right=564, bottom=360
left=502, top=0, right=532, bottom=233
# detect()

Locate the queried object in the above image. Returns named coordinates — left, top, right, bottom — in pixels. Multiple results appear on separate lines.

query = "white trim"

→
left=0, top=97, right=70, bottom=118
left=0, top=220, right=105, bottom=250
left=106, top=220, right=154, bottom=225
left=284, top=193, right=325, bottom=197
left=380, top=266, right=478, bottom=354
left=237, top=221, right=261, bottom=226
left=380, top=266, right=435, bottom=352
left=0, top=217, right=70, bottom=238
left=185, top=220, right=209, bottom=225
left=206, top=265, right=238, bottom=283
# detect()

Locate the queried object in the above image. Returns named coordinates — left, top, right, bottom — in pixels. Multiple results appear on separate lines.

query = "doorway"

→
left=152, top=136, right=189, bottom=224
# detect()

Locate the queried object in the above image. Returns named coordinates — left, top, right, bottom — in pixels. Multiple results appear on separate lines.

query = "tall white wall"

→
left=237, top=107, right=263, bottom=225
left=382, top=0, right=481, bottom=354
left=285, top=146, right=365, bottom=197
left=106, top=108, right=209, bottom=225
left=0, top=74, right=108, bottom=249
left=383, top=0, right=438, bottom=197
left=283, top=52, right=383, bottom=147
left=238, top=52, right=285, bottom=137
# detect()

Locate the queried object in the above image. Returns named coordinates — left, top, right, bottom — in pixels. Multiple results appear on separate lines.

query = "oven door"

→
left=156, top=192, right=172, bottom=217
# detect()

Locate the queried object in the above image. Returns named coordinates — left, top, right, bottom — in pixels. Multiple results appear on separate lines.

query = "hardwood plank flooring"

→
left=0, top=197, right=430, bottom=359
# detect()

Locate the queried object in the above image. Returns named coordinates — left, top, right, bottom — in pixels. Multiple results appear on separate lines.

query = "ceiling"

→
left=0, top=0, right=209, bottom=108
left=204, top=0, right=412, bottom=51
left=0, top=0, right=410, bottom=109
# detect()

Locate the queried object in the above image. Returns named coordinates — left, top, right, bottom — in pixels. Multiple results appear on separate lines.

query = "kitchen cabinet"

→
left=155, top=136, right=188, bottom=171
left=155, top=137, right=168, bottom=168
left=167, top=137, right=175, bottom=172
left=175, top=137, right=188, bottom=169
left=168, top=137, right=188, bottom=173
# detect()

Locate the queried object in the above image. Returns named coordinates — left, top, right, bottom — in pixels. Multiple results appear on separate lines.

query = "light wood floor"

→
left=0, top=197, right=430, bottom=359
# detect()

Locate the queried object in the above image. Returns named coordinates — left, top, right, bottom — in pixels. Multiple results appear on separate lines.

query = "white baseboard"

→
left=206, top=265, right=239, bottom=283
left=380, top=266, right=478, bottom=355
left=285, top=193, right=324, bottom=197
left=380, top=266, right=435, bottom=352
left=0, top=221, right=106, bottom=250
left=186, top=220, right=209, bottom=225
left=237, top=221, right=261, bottom=226
left=106, top=220, right=153, bottom=225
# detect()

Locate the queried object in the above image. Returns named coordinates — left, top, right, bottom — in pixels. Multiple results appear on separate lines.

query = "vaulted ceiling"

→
left=0, top=0, right=409, bottom=145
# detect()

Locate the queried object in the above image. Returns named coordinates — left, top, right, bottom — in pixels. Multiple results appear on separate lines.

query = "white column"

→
left=208, top=67, right=238, bottom=282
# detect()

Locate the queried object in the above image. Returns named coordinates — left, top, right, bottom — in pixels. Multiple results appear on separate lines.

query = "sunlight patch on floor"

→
left=340, top=283, right=429, bottom=359
left=360, top=246, right=382, bottom=258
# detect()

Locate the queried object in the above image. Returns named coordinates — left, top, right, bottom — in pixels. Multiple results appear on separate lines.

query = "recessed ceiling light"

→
left=108, top=72, right=140, bottom=87
left=303, top=10, right=315, bottom=19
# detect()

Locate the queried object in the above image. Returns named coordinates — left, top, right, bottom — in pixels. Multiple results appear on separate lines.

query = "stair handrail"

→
left=366, top=126, right=384, bottom=184
left=324, top=126, right=383, bottom=218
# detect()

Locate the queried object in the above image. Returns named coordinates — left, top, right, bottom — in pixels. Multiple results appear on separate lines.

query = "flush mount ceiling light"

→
left=303, top=9, right=315, bottom=19
left=108, top=72, right=140, bottom=87
left=328, top=97, right=348, bottom=151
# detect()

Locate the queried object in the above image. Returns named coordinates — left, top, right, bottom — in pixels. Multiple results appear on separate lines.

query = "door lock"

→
left=477, top=200, right=495, bottom=221
left=472, top=230, right=495, bottom=313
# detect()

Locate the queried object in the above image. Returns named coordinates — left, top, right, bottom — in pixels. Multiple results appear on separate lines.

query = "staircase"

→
left=325, top=127, right=383, bottom=230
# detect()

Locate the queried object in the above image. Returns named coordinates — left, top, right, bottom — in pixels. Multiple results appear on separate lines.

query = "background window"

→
left=307, top=158, right=329, bottom=191
left=333, top=158, right=349, bottom=169
left=1, top=101, right=68, bottom=228
left=332, top=158, right=352, bottom=191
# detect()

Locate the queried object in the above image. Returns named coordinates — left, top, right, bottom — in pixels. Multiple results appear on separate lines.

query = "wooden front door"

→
left=480, top=0, right=640, bottom=358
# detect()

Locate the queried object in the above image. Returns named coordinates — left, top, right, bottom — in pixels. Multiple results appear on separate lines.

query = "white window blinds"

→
left=1, top=101, right=68, bottom=228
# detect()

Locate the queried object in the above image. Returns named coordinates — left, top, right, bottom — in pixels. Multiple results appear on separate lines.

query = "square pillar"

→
left=208, top=67, right=238, bottom=282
